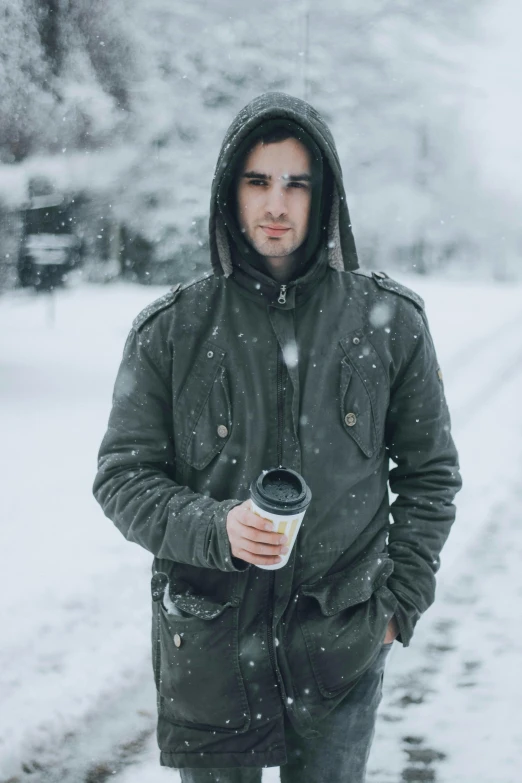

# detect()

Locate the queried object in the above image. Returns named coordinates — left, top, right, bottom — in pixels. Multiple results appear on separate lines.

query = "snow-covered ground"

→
left=1, top=273, right=522, bottom=782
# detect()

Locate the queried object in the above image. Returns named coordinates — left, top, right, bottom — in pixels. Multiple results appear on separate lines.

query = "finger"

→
left=237, top=538, right=289, bottom=557
left=239, top=508, right=277, bottom=532
left=233, top=548, right=282, bottom=566
left=238, top=526, right=287, bottom=546
left=227, top=514, right=285, bottom=545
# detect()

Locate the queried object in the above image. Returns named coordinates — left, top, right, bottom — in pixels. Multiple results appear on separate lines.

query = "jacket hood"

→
left=209, top=92, right=359, bottom=278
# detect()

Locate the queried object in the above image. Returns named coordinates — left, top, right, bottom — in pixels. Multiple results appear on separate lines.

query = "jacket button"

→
left=173, top=633, right=182, bottom=648
left=217, top=424, right=228, bottom=438
left=352, top=337, right=360, bottom=345
left=344, top=412, right=357, bottom=427
left=207, top=350, right=214, bottom=358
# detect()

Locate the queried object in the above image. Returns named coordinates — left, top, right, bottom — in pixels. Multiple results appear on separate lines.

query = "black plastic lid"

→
left=249, top=467, right=312, bottom=515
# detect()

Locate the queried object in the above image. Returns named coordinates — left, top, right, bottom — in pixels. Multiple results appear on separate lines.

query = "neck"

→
left=261, top=251, right=304, bottom=284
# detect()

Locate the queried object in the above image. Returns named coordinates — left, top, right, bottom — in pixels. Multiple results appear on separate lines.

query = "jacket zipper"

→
left=276, top=343, right=284, bottom=467
left=267, top=573, right=277, bottom=678
left=268, top=342, right=286, bottom=683
left=278, top=284, right=287, bottom=304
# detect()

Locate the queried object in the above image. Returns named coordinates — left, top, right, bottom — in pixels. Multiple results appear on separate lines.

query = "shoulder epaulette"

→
left=370, top=271, right=425, bottom=311
left=132, top=282, right=183, bottom=331
left=183, top=271, right=214, bottom=290
left=351, top=268, right=424, bottom=310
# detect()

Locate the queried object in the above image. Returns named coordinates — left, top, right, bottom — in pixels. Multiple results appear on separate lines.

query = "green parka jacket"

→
left=93, top=93, right=462, bottom=770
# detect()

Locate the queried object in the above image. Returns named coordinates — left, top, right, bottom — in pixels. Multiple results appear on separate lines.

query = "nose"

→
left=264, top=183, right=287, bottom=219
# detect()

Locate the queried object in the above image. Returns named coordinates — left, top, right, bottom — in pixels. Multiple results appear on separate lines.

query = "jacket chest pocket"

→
left=339, top=334, right=389, bottom=459
left=174, top=341, right=232, bottom=471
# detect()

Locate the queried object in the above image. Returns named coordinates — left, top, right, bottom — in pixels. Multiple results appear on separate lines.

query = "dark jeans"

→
left=180, top=641, right=393, bottom=783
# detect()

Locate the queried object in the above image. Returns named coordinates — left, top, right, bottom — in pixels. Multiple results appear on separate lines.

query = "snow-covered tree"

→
left=0, top=0, right=134, bottom=162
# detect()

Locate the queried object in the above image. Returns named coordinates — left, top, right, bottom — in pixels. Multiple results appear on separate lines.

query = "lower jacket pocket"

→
left=153, top=590, right=250, bottom=732
left=297, top=553, right=398, bottom=698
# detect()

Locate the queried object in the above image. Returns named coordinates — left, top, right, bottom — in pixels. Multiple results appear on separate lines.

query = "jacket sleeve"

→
left=385, top=305, right=462, bottom=647
left=92, top=325, right=246, bottom=572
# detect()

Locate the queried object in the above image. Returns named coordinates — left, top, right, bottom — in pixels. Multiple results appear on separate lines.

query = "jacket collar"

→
left=228, top=243, right=330, bottom=309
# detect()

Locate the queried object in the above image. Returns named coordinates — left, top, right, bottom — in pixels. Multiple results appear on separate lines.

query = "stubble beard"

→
left=245, top=227, right=303, bottom=259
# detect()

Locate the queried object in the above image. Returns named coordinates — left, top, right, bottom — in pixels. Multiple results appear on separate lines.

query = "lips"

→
left=260, top=226, right=291, bottom=237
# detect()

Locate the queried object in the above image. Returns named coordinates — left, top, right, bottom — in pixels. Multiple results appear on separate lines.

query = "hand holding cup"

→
left=226, top=500, right=289, bottom=567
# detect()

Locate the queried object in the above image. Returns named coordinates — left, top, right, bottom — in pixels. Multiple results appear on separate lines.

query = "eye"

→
left=248, top=179, right=267, bottom=187
left=288, top=182, right=309, bottom=189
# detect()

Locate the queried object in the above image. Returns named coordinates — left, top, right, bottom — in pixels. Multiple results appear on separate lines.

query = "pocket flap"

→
left=340, top=357, right=376, bottom=458
left=151, top=572, right=239, bottom=619
left=339, top=333, right=389, bottom=447
left=300, top=553, right=394, bottom=616
left=176, top=342, right=232, bottom=471
left=167, top=591, right=239, bottom=620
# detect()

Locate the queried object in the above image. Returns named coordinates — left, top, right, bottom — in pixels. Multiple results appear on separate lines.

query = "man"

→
left=93, top=92, right=462, bottom=782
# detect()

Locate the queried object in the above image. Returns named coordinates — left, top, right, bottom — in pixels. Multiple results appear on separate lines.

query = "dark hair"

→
left=256, top=127, right=297, bottom=146
left=238, top=126, right=304, bottom=177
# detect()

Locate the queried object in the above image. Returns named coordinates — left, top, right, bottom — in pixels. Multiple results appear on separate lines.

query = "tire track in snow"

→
left=0, top=676, right=157, bottom=783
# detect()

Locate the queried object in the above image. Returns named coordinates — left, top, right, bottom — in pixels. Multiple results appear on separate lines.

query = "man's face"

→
left=236, top=137, right=312, bottom=260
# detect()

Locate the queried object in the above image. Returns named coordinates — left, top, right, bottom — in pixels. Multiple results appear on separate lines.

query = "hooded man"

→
left=93, top=93, right=462, bottom=782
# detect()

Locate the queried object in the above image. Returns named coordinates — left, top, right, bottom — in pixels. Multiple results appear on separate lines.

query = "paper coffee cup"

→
left=249, top=467, right=312, bottom=570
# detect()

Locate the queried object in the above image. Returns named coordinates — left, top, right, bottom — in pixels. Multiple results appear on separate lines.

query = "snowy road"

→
left=1, top=276, right=522, bottom=782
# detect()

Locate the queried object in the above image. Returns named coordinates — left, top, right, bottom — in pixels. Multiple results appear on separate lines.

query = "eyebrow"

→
left=242, top=170, right=312, bottom=182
